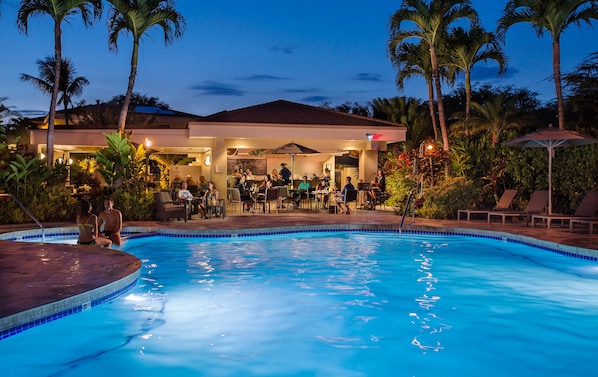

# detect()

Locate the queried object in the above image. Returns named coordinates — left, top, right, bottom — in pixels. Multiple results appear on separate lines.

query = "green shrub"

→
left=417, top=177, right=476, bottom=219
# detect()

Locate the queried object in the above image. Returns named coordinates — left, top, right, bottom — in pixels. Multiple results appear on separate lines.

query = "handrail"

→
left=399, top=191, right=413, bottom=231
left=0, top=193, right=45, bottom=242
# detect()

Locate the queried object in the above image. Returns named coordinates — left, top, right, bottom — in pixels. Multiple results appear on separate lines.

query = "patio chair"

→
left=276, top=186, right=292, bottom=211
left=228, top=188, right=242, bottom=213
left=458, top=189, right=518, bottom=221
left=154, top=191, right=187, bottom=222
left=531, top=191, right=598, bottom=229
left=260, top=188, right=280, bottom=213
left=488, top=190, right=548, bottom=224
left=334, top=189, right=358, bottom=214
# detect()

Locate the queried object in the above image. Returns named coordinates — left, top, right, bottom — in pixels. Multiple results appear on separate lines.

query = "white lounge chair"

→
left=458, top=189, right=518, bottom=221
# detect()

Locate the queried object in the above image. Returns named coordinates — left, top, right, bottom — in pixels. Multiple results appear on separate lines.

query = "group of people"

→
left=76, top=198, right=122, bottom=247
left=177, top=180, right=222, bottom=218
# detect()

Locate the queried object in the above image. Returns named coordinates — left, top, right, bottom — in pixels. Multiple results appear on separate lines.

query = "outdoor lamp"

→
left=425, top=142, right=435, bottom=155
left=366, top=133, right=374, bottom=141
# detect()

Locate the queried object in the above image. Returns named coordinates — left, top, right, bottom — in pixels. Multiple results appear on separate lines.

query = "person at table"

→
left=198, top=175, right=209, bottom=196
left=335, top=176, right=355, bottom=214
left=98, top=197, right=122, bottom=246
left=260, top=174, right=274, bottom=191
left=177, top=181, right=201, bottom=215
left=236, top=173, right=254, bottom=211
left=321, top=167, right=331, bottom=181
left=368, top=169, right=386, bottom=204
left=315, top=177, right=330, bottom=209
left=199, top=181, right=222, bottom=218
left=270, top=168, right=280, bottom=182
left=244, top=168, right=254, bottom=180
left=295, top=175, right=311, bottom=206
left=279, top=162, right=292, bottom=185
left=77, top=200, right=112, bottom=247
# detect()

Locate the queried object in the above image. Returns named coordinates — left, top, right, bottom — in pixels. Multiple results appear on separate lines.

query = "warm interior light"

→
left=68, top=158, right=73, bottom=165
left=145, top=138, right=152, bottom=148
left=204, top=155, right=212, bottom=166
left=40, top=153, right=45, bottom=160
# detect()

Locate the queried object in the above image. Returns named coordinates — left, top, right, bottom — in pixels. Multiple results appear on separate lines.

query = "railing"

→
left=399, top=191, right=413, bottom=231
left=0, top=193, right=45, bottom=242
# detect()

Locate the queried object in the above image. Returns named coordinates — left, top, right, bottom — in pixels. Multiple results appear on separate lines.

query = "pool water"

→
left=2, top=231, right=598, bottom=376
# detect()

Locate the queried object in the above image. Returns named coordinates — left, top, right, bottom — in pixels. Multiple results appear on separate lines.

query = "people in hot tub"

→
left=77, top=200, right=112, bottom=247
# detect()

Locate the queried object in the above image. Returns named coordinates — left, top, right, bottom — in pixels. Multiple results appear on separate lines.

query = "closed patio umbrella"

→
left=504, top=125, right=598, bottom=214
left=267, top=142, right=319, bottom=185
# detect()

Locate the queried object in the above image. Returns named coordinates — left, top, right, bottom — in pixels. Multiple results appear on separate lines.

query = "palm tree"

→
left=446, top=25, right=507, bottom=120
left=106, top=0, right=186, bottom=134
left=497, top=0, right=598, bottom=130
left=21, top=56, right=90, bottom=126
left=389, top=0, right=479, bottom=152
left=17, top=0, right=102, bottom=167
left=451, top=94, right=529, bottom=145
left=390, top=41, right=440, bottom=141
left=371, top=96, right=432, bottom=150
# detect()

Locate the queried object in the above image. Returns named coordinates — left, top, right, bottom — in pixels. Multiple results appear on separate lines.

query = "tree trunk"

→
left=430, top=46, right=450, bottom=152
left=426, top=79, right=439, bottom=141
left=465, top=71, right=472, bottom=121
left=117, top=41, right=139, bottom=134
left=552, top=38, right=566, bottom=130
left=47, top=23, right=63, bottom=168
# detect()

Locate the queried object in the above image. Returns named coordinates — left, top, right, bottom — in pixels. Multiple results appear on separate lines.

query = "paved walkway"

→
left=1, top=208, right=597, bottom=330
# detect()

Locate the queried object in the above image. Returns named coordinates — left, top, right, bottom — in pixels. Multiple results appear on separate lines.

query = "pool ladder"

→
left=0, top=193, right=45, bottom=242
left=399, top=191, right=414, bottom=232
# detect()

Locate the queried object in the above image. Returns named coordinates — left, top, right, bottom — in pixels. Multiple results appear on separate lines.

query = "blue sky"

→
left=1, top=0, right=597, bottom=117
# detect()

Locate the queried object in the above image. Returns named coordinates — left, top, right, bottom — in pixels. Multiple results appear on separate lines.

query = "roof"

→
left=201, top=100, right=405, bottom=128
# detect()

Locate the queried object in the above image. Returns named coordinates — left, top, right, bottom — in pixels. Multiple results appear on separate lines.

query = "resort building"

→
left=28, top=100, right=406, bottom=191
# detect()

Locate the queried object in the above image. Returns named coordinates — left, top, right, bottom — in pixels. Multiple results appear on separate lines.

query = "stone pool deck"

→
left=1, top=208, right=597, bottom=337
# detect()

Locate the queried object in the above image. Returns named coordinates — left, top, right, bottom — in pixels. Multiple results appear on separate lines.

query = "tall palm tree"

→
left=21, top=56, right=90, bottom=127
left=389, top=0, right=479, bottom=152
left=106, top=0, right=185, bottom=134
left=497, top=0, right=598, bottom=130
left=372, top=96, right=432, bottom=150
left=390, top=41, right=440, bottom=141
left=451, top=94, right=529, bottom=145
left=17, top=0, right=102, bottom=167
left=446, top=25, right=507, bottom=120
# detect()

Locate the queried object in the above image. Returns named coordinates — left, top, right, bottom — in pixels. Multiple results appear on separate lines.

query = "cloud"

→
left=302, top=95, right=330, bottom=103
left=471, top=65, right=520, bottom=80
left=269, top=45, right=296, bottom=54
left=284, top=88, right=320, bottom=94
left=235, top=75, right=291, bottom=81
left=18, top=109, right=48, bottom=118
left=353, top=73, right=383, bottom=82
left=191, top=81, right=244, bottom=96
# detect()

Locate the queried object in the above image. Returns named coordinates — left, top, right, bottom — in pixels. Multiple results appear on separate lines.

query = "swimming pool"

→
left=2, top=230, right=598, bottom=376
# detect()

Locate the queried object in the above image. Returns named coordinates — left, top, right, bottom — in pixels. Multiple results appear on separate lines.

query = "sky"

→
left=1, top=0, right=597, bottom=118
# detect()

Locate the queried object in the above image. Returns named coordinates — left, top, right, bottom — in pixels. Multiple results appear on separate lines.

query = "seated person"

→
left=335, top=176, right=355, bottom=214
left=77, top=200, right=112, bottom=247
left=198, top=175, right=209, bottom=196
left=177, top=181, right=201, bottom=216
left=295, top=175, right=311, bottom=206
left=315, top=178, right=330, bottom=209
left=236, top=173, right=254, bottom=211
left=368, top=169, right=386, bottom=208
left=98, top=197, right=122, bottom=246
left=199, top=181, right=222, bottom=218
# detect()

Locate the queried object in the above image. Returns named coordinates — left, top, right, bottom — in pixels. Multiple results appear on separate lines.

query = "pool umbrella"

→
left=504, top=125, right=598, bottom=214
left=267, top=142, right=319, bottom=185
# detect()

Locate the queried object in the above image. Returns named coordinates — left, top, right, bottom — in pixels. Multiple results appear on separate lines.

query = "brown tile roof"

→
left=201, top=100, right=405, bottom=127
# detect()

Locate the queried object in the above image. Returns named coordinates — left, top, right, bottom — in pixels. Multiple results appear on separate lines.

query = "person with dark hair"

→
left=77, top=200, right=112, bottom=247
left=335, top=176, right=355, bottom=214
left=99, top=197, right=122, bottom=245
left=368, top=169, right=386, bottom=209
left=279, top=162, right=292, bottom=185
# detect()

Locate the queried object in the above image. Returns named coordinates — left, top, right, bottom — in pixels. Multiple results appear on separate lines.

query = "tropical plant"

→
left=497, top=0, right=598, bottom=130
left=94, top=131, right=146, bottom=191
left=451, top=94, right=530, bottom=144
left=371, top=96, right=432, bottom=149
left=445, top=24, right=507, bottom=120
left=562, top=52, right=598, bottom=133
left=17, top=0, right=103, bottom=167
left=388, top=41, right=442, bottom=140
left=389, top=0, right=479, bottom=152
left=21, top=56, right=90, bottom=126
left=106, top=0, right=185, bottom=133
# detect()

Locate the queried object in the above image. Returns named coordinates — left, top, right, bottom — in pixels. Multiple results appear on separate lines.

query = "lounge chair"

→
left=488, top=190, right=548, bottom=224
left=457, top=189, right=518, bottom=221
left=154, top=191, right=187, bottom=222
left=531, top=191, right=598, bottom=229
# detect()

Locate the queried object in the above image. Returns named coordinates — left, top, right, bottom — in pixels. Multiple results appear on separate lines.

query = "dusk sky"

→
left=1, top=0, right=597, bottom=118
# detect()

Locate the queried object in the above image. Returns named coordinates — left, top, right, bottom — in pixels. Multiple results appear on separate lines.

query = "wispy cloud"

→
left=235, top=75, right=291, bottom=81
left=302, top=95, right=330, bottom=103
left=284, top=88, right=319, bottom=94
left=270, top=45, right=297, bottom=54
left=471, top=65, right=519, bottom=80
left=353, top=73, right=383, bottom=82
left=191, top=81, right=244, bottom=96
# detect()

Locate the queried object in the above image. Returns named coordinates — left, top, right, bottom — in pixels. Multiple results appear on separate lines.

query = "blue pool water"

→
left=2, top=231, right=598, bottom=376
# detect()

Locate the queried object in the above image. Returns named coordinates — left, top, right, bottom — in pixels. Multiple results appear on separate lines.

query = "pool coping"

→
left=1, top=223, right=596, bottom=341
